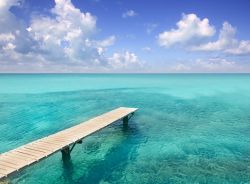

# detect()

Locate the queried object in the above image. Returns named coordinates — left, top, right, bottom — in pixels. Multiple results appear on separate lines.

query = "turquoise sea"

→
left=0, top=74, right=250, bottom=184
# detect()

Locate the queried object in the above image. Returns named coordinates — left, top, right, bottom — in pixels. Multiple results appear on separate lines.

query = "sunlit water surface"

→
left=0, top=74, right=250, bottom=183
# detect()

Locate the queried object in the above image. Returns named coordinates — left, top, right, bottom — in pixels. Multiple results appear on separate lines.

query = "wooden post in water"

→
left=123, top=116, right=128, bottom=125
left=61, top=140, right=83, bottom=162
left=61, top=146, right=71, bottom=161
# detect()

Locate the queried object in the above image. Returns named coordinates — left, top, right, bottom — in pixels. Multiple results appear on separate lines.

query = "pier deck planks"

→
left=0, top=107, right=137, bottom=179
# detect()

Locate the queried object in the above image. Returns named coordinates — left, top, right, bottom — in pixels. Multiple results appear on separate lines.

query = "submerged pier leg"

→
left=123, top=116, right=128, bottom=125
left=61, top=140, right=82, bottom=162
left=61, top=146, right=71, bottom=162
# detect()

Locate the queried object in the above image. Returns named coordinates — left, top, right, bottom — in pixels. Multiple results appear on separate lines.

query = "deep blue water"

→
left=0, top=74, right=250, bottom=183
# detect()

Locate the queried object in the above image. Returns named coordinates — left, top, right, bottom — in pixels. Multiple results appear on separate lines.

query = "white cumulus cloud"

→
left=0, top=0, right=32, bottom=54
left=0, top=33, right=15, bottom=42
left=195, top=57, right=237, bottom=71
left=158, top=14, right=250, bottom=56
left=192, top=22, right=250, bottom=55
left=108, top=51, right=141, bottom=69
left=226, top=40, right=250, bottom=55
left=96, top=35, right=116, bottom=47
left=158, top=13, right=215, bottom=47
left=142, top=47, right=152, bottom=52
left=28, top=0, right=98, bottom=63
left=192, top=22, right=236, bottom=51
left=0, top=0, right=142, bottom=72
left=171, top=63, right=191, bottom=72
left=169, top=57, right=240, bottom=73
left=122, top=10, right=137, bottom=18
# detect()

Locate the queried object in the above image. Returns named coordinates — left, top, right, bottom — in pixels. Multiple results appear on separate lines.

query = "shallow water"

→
left=0, top=74, right=250, bottom=183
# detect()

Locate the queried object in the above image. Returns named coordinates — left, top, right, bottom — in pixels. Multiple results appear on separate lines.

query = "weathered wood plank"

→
left=0, top=173, right=5, bottom=178
left=0, top=163, right=17, bottom=172
left=0, top=154, right=27, bottom=165
left=0, top=161, right=18, bottom=170
left=30, top=143, right=57, bottom=151
left=0, top=167, right=15, bottom=177
left=23, top=146, right=51, bottom=154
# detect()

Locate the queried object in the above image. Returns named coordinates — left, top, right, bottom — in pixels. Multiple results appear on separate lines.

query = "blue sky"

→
left=0, top=0, right=250, bottom=72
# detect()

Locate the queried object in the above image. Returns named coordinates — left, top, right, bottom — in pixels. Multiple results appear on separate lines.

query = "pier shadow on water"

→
left=73, top=121, right=143, bottom=184
left=61, top=155, right=74, bottom=183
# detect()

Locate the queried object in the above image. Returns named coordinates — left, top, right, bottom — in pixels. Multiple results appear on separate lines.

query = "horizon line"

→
left=0, top=72, right=250, bottom=74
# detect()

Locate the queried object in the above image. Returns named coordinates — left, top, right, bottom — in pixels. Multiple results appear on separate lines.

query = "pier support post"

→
left=123, top=116, right=128, bottom=125
left=61, top=140, right=83, bottom=162
left=61, top=146, right=71, bottom=162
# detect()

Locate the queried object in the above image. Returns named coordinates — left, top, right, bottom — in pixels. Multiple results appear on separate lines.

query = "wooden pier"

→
left=0, top=107, right=138, bottom=180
